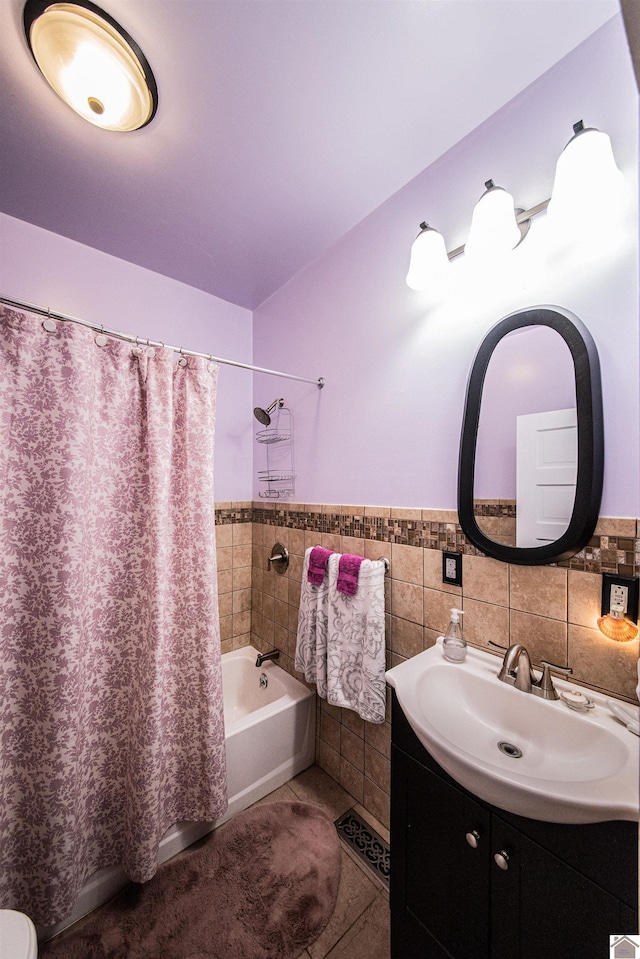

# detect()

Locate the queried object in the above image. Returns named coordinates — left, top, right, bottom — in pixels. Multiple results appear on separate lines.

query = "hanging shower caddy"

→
left=255, top=401, right=295, bottom=499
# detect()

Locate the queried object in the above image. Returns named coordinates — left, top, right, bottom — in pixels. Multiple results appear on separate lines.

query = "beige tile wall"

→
left=215, top=503, right=253, bottom=653
left=250, top=519, right=394, bottom=828
left=219, top=502, right=639, bottom=832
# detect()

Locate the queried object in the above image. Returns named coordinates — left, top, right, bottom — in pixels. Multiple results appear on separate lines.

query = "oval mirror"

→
left=458, top=307, right=603, bottom=565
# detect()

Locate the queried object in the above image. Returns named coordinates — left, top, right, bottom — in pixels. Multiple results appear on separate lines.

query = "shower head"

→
left=253, top=406, right=271, bottom=426
left=253, top=398, right=284, bottom=427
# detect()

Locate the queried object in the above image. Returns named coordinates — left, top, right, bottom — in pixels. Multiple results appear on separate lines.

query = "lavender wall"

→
left=0, top=213, right=254, bottom=502
left=253, top=16, right=639, bottom=519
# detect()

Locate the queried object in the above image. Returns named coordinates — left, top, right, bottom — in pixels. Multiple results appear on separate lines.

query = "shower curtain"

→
left=0, top=306, right=228, bottom=926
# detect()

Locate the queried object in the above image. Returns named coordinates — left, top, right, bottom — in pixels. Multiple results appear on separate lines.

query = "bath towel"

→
left=336, top=553, right=365, bottom=595
left=295, top=547, right=330, bottom=697
left=325, top=553, right=386, bottom=723
left=307, top=546, right=334, bottom=585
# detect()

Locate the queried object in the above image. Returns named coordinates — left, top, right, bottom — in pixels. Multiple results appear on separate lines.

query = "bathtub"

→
left=160, top=645, right=316, bottom=856
left=225, top=644, right=315, bottom=787
left=39, top=645, right=315, bottom=940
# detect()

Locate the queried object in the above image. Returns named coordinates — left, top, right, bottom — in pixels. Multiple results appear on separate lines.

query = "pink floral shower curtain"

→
left=0, top=306, right=227, bottom=925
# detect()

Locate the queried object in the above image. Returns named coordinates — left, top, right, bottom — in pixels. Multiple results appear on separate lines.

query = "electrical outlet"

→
left=601, top=573, right=639, bottom=623
left=442, top=551, right=462, bottom=587
left=610, top=584, right=628, bottom=613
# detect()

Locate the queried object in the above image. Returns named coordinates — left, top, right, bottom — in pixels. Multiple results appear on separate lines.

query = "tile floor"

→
left=44, top=763, right=391, bottom=959
left=254, top=763, right=391, bottom=959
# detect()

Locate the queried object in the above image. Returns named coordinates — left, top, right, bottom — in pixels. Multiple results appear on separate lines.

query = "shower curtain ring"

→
left=42, top=306, right=56, bottom=333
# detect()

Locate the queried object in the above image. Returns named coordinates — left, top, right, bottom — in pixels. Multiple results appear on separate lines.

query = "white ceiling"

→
left=0, top=0, right=619, bottom=309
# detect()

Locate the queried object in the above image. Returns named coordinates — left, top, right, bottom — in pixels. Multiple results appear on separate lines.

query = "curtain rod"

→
left=0, top=294, right=325, bottom=389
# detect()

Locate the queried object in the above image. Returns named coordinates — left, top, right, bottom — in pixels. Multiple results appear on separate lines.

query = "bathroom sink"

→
left=386, top=639, right=640, bottom=824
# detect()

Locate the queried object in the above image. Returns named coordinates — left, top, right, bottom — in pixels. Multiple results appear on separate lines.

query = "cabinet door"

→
left=490, top=817, right=633, bottom=959
left=404, top=754, right=491, bottom=958
left=489, top=820, right=521, bottom=959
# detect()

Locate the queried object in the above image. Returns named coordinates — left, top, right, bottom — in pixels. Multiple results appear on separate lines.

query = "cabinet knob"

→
left=494, top=850, right=510, bottom=871
left=465, top=830, right=481, bottom=848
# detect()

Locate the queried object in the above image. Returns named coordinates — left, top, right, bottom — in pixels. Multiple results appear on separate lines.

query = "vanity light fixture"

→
left=23, top=0, right=158, bottom=131
left=464, top=179, right=526, bottom=260
left=405, top=222, right=451, bottom=291
left=547, top=120, right=624, bottom=232
left=406, top=119, right=621, bottom=291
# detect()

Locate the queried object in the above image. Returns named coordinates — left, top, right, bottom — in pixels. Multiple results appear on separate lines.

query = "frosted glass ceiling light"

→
left=23, top=0, right=157, bottom=131
left=464, top=179, right=524, bottom=260
left=406, top=222, right=451, bottom=291
left=547, top=120, right=624, bottom=232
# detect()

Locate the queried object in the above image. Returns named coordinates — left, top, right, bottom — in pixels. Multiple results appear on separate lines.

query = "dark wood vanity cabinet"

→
left=390, top=692, right=638, bottom=959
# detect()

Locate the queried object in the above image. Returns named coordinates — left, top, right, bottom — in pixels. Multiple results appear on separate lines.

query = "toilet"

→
left=0, top=910, right=38, bottom=959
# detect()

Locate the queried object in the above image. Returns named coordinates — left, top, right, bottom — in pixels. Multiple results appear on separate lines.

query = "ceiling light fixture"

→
left=23, top=0, right=158, bottom=132
left=406, top=120, right=622, bottom=291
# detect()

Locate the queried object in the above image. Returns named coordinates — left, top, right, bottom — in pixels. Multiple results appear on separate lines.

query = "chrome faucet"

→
left=488, top=641, right=572, bottom=699
left=493, top=642, right=534, bottom=692
left=255, top=648, right=280, bottom=667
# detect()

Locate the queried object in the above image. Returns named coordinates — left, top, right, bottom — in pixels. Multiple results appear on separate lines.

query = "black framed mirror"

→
left=458, top=307, right=603, bottom=565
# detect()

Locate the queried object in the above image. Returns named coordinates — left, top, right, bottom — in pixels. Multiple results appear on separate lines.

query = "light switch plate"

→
left=442, top=551, right=462, bottom=587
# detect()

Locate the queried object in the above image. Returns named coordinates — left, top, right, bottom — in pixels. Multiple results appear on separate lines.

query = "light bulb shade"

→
left=465, top=181, right=522, bottom=260
left=597, top=613, right=639, bottom=643
left=547, top=124, right=624, bottom=232
left=406, top=224, right=450, bottom=291
left=24, top=0, right=157, bottom=131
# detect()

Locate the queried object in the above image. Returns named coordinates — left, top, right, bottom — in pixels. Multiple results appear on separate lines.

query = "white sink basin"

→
left=386, top=639, right=640, bottom=824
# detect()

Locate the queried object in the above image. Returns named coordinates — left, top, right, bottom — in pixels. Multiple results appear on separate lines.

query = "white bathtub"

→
left=221, top=646, right=316, bottom=810
left=39, top=645, right=315, bottom=940
left=159, top=645, right=316, bottom=858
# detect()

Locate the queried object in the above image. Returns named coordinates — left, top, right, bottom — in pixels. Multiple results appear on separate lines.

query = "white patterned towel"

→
left=295, top=548, right=387, bottom=722
left=325, top=553, right=386, bottom=723
left=295, top=546, right=330, bottom=698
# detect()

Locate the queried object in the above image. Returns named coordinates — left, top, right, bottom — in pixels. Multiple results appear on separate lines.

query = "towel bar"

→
left=314, top=547, right=389, bottom=574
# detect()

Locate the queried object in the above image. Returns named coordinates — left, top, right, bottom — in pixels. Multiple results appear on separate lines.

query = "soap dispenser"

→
left=442, top=608, right=466, bottom=662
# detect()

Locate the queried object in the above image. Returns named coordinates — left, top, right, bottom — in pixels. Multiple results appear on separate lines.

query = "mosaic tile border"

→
left=473, top=500, right=517, bottom=518
left=215, top=503, right=639, bottom=577
left=215, top=505, right=253, bottom=525
left=253, top=505, right=471, bottom=550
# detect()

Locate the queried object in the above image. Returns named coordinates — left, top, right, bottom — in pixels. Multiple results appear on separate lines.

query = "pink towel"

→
left=336, top=553, right=365, bottom=596
left=308, top=546, right=334, bottom=585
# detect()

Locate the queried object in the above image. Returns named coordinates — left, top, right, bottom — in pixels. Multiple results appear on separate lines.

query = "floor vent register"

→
left=334, top=808, right=390, bottom=889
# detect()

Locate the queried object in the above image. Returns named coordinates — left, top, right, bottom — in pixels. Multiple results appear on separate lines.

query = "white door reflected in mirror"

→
left=516, top=408, right=577, bottom=547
